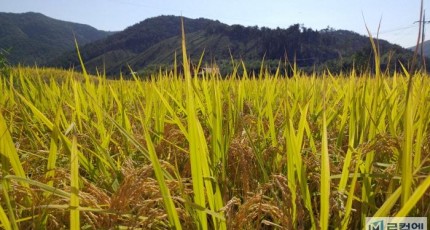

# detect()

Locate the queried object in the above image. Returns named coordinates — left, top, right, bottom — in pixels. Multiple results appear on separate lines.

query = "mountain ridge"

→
left=408, top=40, right=430, bottom=58
left=0, top=12, right=115, bottom=65
left=51, top=15, right=416, bottom=76
left=0, top=12, right=418, bottom=76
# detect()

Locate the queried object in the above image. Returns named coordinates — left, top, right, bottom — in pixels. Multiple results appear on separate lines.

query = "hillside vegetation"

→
left=1, top=13, right=421, bottom=76
left=0, top=12, right=114, bottom=65
left=409, top=40, right=430, bottom=58
left=52, top=15, right=417, bottom=76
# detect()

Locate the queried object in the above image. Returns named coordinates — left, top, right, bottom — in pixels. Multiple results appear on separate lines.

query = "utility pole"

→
left=422, top=11, right=426, bottom=70
left=417, top=11, right=430, bottom=70
left=411, top=0, right=425, bottom=74
left=414, top=9, right=430, bottom=71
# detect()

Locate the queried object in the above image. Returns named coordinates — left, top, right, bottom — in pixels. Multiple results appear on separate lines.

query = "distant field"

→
left=1, top=64, right=430, bottom=229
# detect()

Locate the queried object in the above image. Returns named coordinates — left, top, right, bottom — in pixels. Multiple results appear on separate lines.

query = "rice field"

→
left=1, top=33, right=430, bottom=230
left=1, top=62, right=430, bottom=229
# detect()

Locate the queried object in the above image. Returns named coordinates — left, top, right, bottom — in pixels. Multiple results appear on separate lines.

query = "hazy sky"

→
left=1, top=0, right=426, bottom=48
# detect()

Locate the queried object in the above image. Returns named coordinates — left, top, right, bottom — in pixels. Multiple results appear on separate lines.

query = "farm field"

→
left=1, top=63, right=430, bottom=229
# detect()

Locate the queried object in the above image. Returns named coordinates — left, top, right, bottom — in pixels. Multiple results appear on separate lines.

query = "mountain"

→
left=52, top=15, right=415, bottom=77
left=0, top=12, right=114, bottom=65
left=51, top=16, right=225, bottom=74
left=408, top=40, right=430, bottom=58
left=0, top=13, right=410, bottom=76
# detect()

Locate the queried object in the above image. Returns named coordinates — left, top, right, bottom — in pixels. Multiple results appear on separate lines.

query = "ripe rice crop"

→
left=1, top=63, right=430, bottom=229
left=1, top=28, right=430, bottom=230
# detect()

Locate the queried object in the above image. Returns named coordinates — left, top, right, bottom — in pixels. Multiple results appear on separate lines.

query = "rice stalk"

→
left=70, top=136, right=80, bottom=229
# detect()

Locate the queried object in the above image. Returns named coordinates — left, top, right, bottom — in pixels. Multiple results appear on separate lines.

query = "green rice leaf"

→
left=0, top=111, right=27, bottom=185
left=0, top=202, right=11, bottom=230
left=396, top=174, right=430, bottom=217
left=144, top=128, right=182, bottom=229
left=70, top=136, right=80, bottom=229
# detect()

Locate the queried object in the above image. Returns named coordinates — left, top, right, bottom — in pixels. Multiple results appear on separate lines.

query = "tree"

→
left=0, top=48, right=11, bottom=76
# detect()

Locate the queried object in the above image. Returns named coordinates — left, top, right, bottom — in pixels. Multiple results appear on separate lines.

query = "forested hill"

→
left=2, top=13, right=415, bottom=75
left=0, top=12, right=114, bottom=65
left=53, top=15, right=417, bottom=76
left=409, top=40, right=430, bottom=58
left=53, top=15, right=414, bottom=76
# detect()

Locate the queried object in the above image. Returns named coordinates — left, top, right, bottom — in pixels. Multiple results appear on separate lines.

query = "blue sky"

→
left=1, top=0, right=426, bottom=48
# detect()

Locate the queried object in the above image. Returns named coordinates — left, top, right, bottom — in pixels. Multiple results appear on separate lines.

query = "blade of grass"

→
left=373, top=187, right=401, bottom=217
left=70, top=136, right=80, bottom=229
left=0, top=203, right=11, bottom=230
left=320, top=79, right=330, bottom=230
left=0, top=179, right=16, bottom=230
left=5, top=175, right=70, bottom=199
left=46, top=110, right=62, bottom=188
left=0, top=111, right=27, bottom=186
left=181, top=17, right=207, bottom=230
left=396, top=174, right=430, bottom=217
left=144, top=128, right=182, bottom=230
left=340, top=149, right=363, bottom=229
left=401, top=70, right=414, bottom=207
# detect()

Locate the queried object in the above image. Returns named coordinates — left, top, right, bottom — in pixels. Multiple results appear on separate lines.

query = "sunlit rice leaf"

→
left=144, top=128, right=182, bottom=229
left=0, top=203, right=11, bottom=230
left=0, top=111, right=27, bottom=185
left=5, top=175, right=70, bottom=199
left=320, top=81, right=330, bottom=230
left=70, top=136, right=80, bottom=229
left=396, top=174, right=430, bottom=217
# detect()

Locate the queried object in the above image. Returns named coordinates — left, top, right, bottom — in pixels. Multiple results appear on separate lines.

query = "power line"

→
left=378, top=25, right=418, bottom=35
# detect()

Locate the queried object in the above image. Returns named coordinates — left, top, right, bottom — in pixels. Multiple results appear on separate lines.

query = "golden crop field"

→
left=1, top=31, right=430, bottom=230
left=1, top=64, right=430, bottom=229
